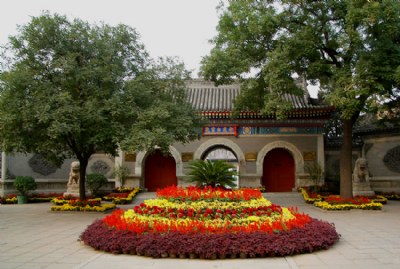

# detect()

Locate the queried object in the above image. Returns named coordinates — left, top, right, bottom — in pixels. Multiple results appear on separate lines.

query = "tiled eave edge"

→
left=199, top=106, right=335, bottom=119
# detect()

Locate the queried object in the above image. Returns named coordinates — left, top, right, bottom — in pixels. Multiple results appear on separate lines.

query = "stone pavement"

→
left=1, top=192, right=400, bottom=269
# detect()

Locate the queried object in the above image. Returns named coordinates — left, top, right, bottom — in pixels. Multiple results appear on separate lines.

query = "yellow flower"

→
left=247, top=216, right=260, bottom=222
left=143, top=197, right=272, bottom=211
left=313, top=201, right=382, bottom=210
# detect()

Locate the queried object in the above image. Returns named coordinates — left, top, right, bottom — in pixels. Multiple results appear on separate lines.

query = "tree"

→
left=0, top=12, right=202, bottom=200
left=200, top=0, right=400, bottom=198
left=186, top=159, right=237, bottom=188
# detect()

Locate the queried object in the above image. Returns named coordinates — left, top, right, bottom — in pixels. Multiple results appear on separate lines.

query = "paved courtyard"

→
left=1, top=192, right=400, bottom=269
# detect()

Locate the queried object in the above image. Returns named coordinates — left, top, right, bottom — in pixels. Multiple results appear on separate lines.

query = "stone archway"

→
left=262, top=148, right=295, bottom=192
left=135, top=146, right=183, bottom=178
left=144, top=150, right=177, bottom=191
left=193, top=138, right=246, bottom=173
left=256, top=141, right=304, bottom=189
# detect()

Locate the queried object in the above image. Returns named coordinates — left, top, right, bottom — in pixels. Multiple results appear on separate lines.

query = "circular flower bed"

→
left=80, top=186, right=340, bottom=259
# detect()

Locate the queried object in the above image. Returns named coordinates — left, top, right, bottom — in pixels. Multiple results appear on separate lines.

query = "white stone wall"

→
left=1, top=153, right=116, bottom=196
left=128, top=134, right=323, bottom=189
left=364, top=136, right=400, bottom=192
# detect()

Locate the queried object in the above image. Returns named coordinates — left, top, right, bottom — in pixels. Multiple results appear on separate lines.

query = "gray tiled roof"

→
left=186, top=80, right=240, bottom=111
left=185, top=79, right=328, bottom=112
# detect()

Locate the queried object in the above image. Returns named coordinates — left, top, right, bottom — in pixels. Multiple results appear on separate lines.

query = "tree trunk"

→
left=340, top=119, right=353, bottom=198
left=79, top=158, right=89, bottom=200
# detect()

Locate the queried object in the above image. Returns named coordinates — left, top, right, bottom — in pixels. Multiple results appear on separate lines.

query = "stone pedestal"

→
left=64, top=183, right=80, bottom=198
left=353, top=182, right=375, bottom=196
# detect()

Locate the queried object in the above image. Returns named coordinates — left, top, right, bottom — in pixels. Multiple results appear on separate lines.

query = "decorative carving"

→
left=203, top=125, right=238, bottom=136
left=353, top=158, right=369, bottom=183
left=383, top=146, right=400, bottom=173
left=303, top=152, right=316, bottom=161
left=352, top=158, right=374, bottom=196
left=181, top=152, right=193, bottom=162
left=238, top=126, right=324, bottom=135
left=125, top=153, right=136, bottom=162
left=68, top=161, right=80, bottom=185
left=245, top=152, right=257, bottom=161
left=28, top=154, right=57, bottom=176
left=90, top=160, right=110, bottom=175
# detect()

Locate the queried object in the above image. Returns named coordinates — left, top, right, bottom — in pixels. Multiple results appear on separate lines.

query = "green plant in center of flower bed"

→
left=80, top=186, right=340, bottom=259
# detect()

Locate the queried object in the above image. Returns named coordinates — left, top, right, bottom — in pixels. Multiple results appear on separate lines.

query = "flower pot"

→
left=169, top=253, right=176, bottom=258
left=17, top=195, right=28, bottom=204
left=161, top=253, right=169, bottom=258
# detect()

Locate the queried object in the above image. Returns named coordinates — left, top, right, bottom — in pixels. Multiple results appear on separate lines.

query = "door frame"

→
left=256, top=141, right=304, bottom=189
left=143, top=149, right=177, bottom=191
left=261, top=147, right=295, bottom=192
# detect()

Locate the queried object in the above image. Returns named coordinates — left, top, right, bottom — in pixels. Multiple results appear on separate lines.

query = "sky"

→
left=0, top=0, right=318, bottom=97
left=0, top=0, right=220, bottom=74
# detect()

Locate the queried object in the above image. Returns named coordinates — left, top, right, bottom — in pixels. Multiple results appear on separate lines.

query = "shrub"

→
left=305, top=162, right=324, bottom=192
left=186, top=159, right=237, bottom=188
left=113, top=165, right=130, bottom=186
left=86, top=173, right=108, bottom=196
left=13, top=176, right=37, bottom=196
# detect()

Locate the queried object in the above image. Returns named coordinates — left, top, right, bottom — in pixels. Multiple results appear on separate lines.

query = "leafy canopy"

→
left=201, top=0, right=400, bottom=121
left=0, top=12, right=202, bottom=199
left=0, top=12, right=201, bottom=162
left=201, top=0, right=400, bottom=198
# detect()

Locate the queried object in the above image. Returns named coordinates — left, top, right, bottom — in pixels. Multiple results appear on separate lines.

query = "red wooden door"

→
left=144, top=150, right=177, bottom=191
left=262, top=148, right=295, bottom=192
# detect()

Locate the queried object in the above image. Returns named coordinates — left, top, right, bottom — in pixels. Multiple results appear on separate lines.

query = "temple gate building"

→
left=1, top=79, right=400, bottom=195
left=117, top=79, right=335, bottom=191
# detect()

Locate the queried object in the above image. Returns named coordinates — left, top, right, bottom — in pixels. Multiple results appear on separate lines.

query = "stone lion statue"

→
left=353, top=158, right=369, bottom=183
left=67, top=161, right=80, bottom=185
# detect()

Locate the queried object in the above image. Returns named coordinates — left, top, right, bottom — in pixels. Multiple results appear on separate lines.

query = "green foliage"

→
left=118, top=57, right=204, bottom=153
left=13, top=176, right=37, bottom=196
left=0, top=12, right=202, bottom=199
left=201, top=0, right=400, bottom=197
left=305, top=162, right=324, bottom=192
left=201, top=0, right=400, bottom=121
left=113, top=164, right=130, bottom=186
left=186, top=159, right=237, bottom=188
left=86, top=173, right=108, bottom=196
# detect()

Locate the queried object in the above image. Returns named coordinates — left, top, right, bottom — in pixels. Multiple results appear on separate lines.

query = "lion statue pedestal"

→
left=352, top=158, right=375, bottom=196
left=64, top=161, right=81, bottom=198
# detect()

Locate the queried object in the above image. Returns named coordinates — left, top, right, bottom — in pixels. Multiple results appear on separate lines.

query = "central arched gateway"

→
left=262, top=148, right=295, bottom=192
left=144, top=150, right=177, bottom=191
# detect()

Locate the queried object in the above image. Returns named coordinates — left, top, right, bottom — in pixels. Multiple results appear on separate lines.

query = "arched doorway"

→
left=144, top=150, right=177, bottom=191
left=262, top=148, right=295, bottom=192
left=202, top=146, right=239, bottom=187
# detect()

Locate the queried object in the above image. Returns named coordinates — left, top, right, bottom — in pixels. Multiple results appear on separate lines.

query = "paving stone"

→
left=1, top=193, right=400, bottom=269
